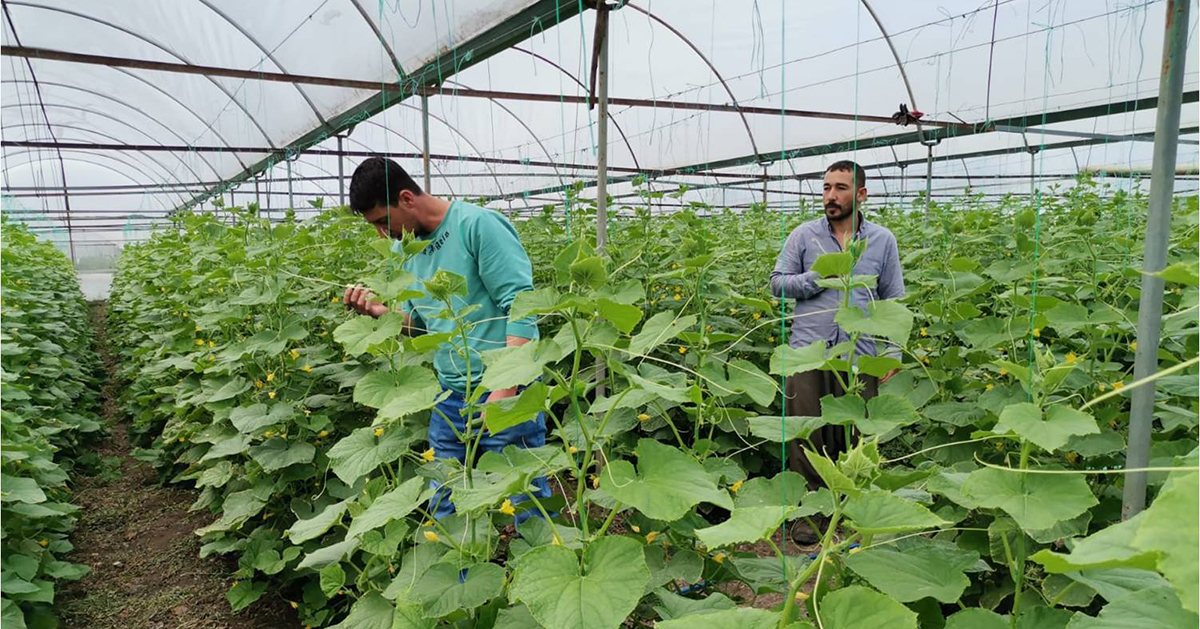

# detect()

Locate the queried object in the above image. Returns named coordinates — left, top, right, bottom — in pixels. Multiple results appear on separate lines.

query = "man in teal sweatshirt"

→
left=342, top=157, right=548, bottom=520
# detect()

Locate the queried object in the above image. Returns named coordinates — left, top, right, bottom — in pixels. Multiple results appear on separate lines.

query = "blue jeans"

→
left=427, top=388, right=551, bottom=522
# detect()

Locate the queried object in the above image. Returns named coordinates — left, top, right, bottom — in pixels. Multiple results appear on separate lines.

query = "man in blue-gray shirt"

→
left=770, top=160, right=905, bottom=543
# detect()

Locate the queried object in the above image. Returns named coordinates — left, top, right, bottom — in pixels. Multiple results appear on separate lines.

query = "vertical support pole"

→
left=287, top=158, right=294, bottom=212
left=595, top=21, right=610, bottom=253
left=899, top=164, right=907, bottom=198
left=337, top=135, right=346, bottom=207
left=1122, top=0, right=1190, bottom=520
left=594, top=5, right=611, bottom=399
left=924, top=145, right=934, bottom=211
left=1029, top=149, right=1037, bottom=198
left=761, top=165, right=768, bottom=207
left=254, top=176, right=261, bottom=209
left=421, top=94, right=432, bottom=194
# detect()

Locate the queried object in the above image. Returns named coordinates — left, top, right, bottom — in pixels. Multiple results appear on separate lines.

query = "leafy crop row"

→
left=1, top=220, right=105, bottom=629
left=105, top=185, right=1197, bottom=629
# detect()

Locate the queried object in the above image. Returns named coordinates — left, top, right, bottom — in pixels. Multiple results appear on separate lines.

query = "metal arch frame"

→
left=509, top=45, right=643, bottom=172
left=109, top=67, right=249, bottom=171
left=194, top=0, right=330, bottom=131
left=2, top=121, right=208, bottom=201
left=387, top=103, right=509, bottom=205
left=441, top=78, right=566, bottom=195
left=3, top=153, right=180, bottom=210
left=4, top=79, right=225, bottom=180
left=340, top=131, right=460, bottom=198
left=5, top=1, right=277, bottom=149
left=0, top=102, right=211, bottom=186
left=348, top=0, right=405, bottom=76
left=254, top=154, right=338, bottom=201
left=625, top=2, right=761, bottom=159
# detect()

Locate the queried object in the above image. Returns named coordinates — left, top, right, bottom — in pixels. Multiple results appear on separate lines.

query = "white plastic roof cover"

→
left=1, top=0, right=1197, bottom=254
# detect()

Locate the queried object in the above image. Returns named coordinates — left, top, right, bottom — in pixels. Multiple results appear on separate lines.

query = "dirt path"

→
left=58, top=304, right=296, bottom=629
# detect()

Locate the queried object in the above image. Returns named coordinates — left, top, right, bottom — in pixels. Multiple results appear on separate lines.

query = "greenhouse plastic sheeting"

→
left=2, top=0, right=1198, bottom=247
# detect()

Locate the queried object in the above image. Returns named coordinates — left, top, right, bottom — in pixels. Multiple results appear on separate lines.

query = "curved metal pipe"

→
left=510, top=45, right=644, bottom=173
left=625, top=2, right=761, bottom=159
left=348, top=0, right=405, bottom=76
left=391, top=103, right=508, bottom=204
left=3, top=121, right=208, bottom=199
left=194, top=0, right=329, bottom=130
left=3, top=153, right=184, bottom=209
left=4, top=79, right=224, bottom=180
left=0, top=102, right=210, bottom=186
left=6, top=1, right=277, bottom=148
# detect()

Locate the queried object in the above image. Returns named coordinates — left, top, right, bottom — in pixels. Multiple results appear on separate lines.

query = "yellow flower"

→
left=1112, top=381, right=1125, bottom=389
left=289, top=349, right=300, bottom=359
left=423, top=520, right=434, bottom=528
left=332, top=295, right=339, bottom=303
left=713, top=552, right=725, bottom=563
left=673, top=294, right=681, bottom=301
left=768, top=336, right=775, bottom=343
left=208, top=340, right=215, bottom=348
left=631, top=524, right=641, bottom=533
left=729, top=480, right=743, bottom=493
left=318, top=430, right=329, bottom=438
left=1129, top=341, right=1138, bottom=351
left=38, top=539, right=48, bottom=547
left=645, top=531, right=660, bottom=544
left=195, top=339, right=205, bottom=346
left=178, top=436, right=186, bottom=443
left=499, top=499, right=516, bottom=516
left=374, top=427, right=384, bottom=437
left=255, top=379, right=264, bottom=389
left=195, top=325, right=202, bottom=332
left=794, top=591, right=810, bottom=602
left=303, top=409, right=311, bottom=416
left=1033, top=328, right=1041, bottom=338
left=752, top=312, right=761, bottom=320
left=637, top=413, right=651, bottom=422
left=421, top=448, right=435, bottom=462
left=568, top=446, right=579, bottom=454
left=729, top=308, right=738, bottom=315
left=999, top=368, right=1008, bottom=376
left=182, top=312, right=189, bottom=318
left=919, top=327, right=928, bottom=337
left=1065, top=352, right=1077, bottom=364
left=267, top=391, right=276, bottom=399
left=302, top=364, right=312, bottom=372
left=264, top=430, right=275, bottom=438
left=289, top=601, right=299, bottom=610
left=423, top=530, right=440, bottom=543
left=1098, top=383, right=1108, bottom=392
left=590, top=474, right=599, bottom=489
left=985, top=383, right=995, bottom=392
left=266, top=372, right=275, bottom=382
left=1065, top=452, right=1078, bottom=463
left=678, top=346, right=687, bottom=354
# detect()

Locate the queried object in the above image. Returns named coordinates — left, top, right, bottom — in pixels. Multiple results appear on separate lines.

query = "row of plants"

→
left=1, top=220, right=106, bottom=629
left=105, top=182, right=1197, bottom=629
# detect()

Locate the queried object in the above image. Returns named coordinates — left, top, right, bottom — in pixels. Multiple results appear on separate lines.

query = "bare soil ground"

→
left=57, top=304, right=297, bottom=629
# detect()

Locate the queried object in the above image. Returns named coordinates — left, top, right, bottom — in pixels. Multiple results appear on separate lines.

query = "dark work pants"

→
left=785, top=370, right=879, bottom=490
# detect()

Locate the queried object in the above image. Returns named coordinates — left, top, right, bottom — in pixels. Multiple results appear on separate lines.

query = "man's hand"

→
left=344, top=284, right=389, bottom=318
left=879, top=368, right=900, bottom=384
left=485, top=388, right=518, bottom=404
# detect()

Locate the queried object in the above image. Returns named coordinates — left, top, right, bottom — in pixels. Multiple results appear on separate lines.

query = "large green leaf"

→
left=842, top=489, right=948, bottom=534
left=229, top=402, right=295, bottom=434
left=1064, top=587, right=1197, bottom=629
left=812, top=251, right=854, bottom=277
left=287, top=498, right=352, bottom=543
left=484, top=383, right=548, bottom=435
left=1131, top=469, right=1198, bottom=612
left=769, top=342, right=828, bottom=377
left=347, top=477, right=425, bottom=539
left=834, top=300, right=913, bottom=346
left=249, top=438, right=315, bottom=472
left=1030, top=511, right=1158, bottom=574
left=601, top=439, right=733, bottom=521
left=844, top=537, right=978, bottom=603
left=595, top=298, right=642, bottom=334
left=353, top=366, right=443, bottom=421
left=651, top=589, right=736, bottom=621
left=628, top=312, right=697, bottom=357
left=510, top=536, right=650, bottom=629
left=409, top=562, right=505, bottom=618
left=803, top=450, right=859, bottom=497
left=694, top=506, right=797, bottom=548
left=329, top=593, right=397, bottom=629
left=722, top=359, right=777, bottom=407
left=481, top=340, right=560, bottom=391
left=1, top=475, right=46, bottom=503
left=747, top=415, right=836, bottom=442
left=860, top=394, right=920, bottom=435
left=945, top=609, right=1008, bottom=629
left=327, top=426, right=409, bottom=484
left=992, top=403, right=1099, bottom=453
left=226, top=579, right=268, bottom=612
left=817, top=585, right=918, bottom=629
left=333, top=313, right=406, bottom=355
left=657, top=608, right=780, bottom=629
left=963, top=468, right=1097, bottom=531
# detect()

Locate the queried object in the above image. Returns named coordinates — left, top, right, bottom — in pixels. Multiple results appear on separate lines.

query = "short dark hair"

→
left=826, top=160, right=866, bottom=190
left=348, top=157, right=423, bottom=213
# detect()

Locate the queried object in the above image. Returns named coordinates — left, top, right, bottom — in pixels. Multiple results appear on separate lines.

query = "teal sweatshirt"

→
left=394, top=200, right=539, bottom=393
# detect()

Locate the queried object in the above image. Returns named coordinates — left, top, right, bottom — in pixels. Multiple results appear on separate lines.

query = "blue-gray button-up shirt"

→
left=769, top=216, right=905, bottom=359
